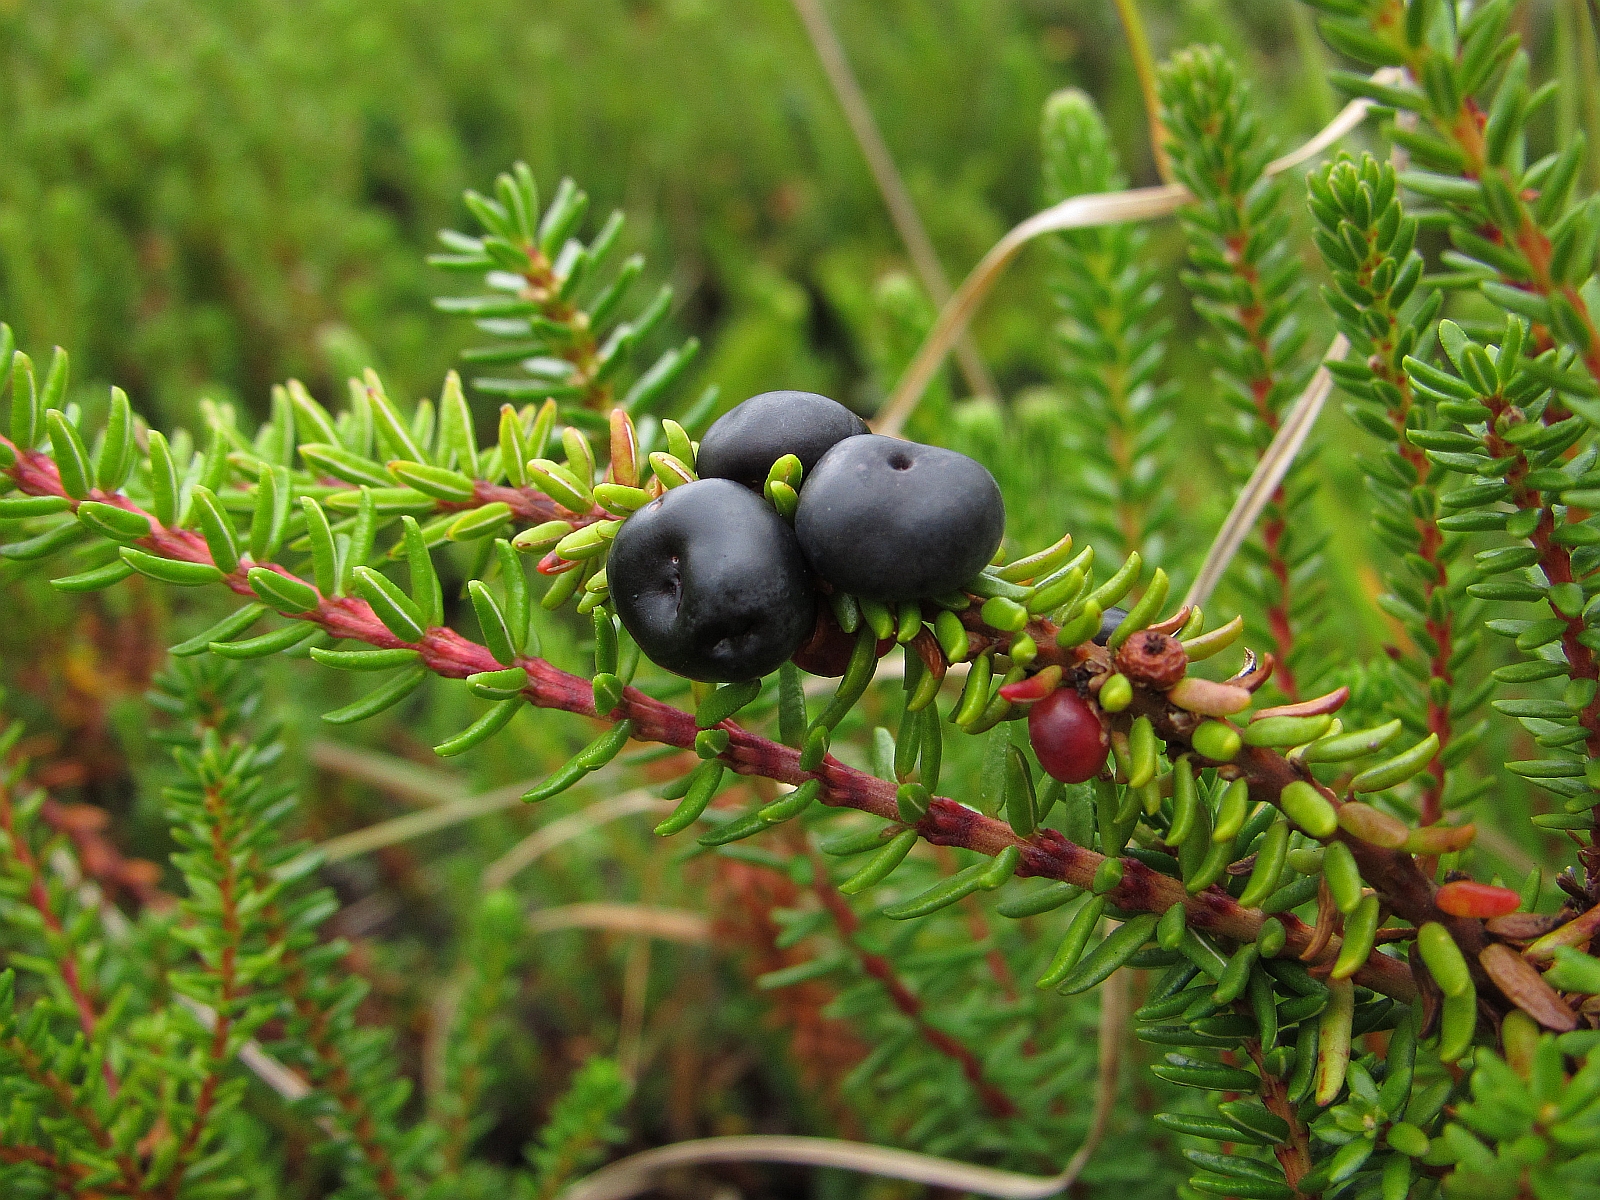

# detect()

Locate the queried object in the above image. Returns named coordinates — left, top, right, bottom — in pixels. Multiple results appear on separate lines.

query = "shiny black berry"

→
left=1094, top=606, right=1128, bottom=646
left=794, top=435, right=1005, bottom=602
left=695, top=390, right=868, bottom=490
left=608, top=479, right=816, bottom=682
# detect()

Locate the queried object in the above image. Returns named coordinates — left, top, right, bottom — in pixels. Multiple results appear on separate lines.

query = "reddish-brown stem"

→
left=2, top=1033, right=144, bottom=1193
left=1476, top=400, right=1600, bottom=760
left=0, top=1141, right=144, bottom=1198
left=1247, top=1040, right=1313, bottom=1191
left=0, top=778, right=117, bottom=1097
left=1092, top=298, right=1150, bottom=557
left=1212, top=205, right=1300, bottom=697
left=157, top=780, right=247, bottom=1200
left=0, top=1142, right=116, bottom=1196
left=1260, top=510, right=1299, bottom=701
left=809, top=858, right=1019, bottom=1118
left=1355, top=240, right=1455, bottom=824
left=456, top=478, right=602, bottom=528
left=437, top=978, right=497, bottom=1169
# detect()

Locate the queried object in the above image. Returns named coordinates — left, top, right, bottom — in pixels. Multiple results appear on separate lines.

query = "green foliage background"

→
left=0, top=0, right=1343, bottom=420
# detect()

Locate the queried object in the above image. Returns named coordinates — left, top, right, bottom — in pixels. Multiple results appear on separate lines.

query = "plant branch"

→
left=0, top=778, right=116, bottom=1096
left=0, top=1142, right=109, bottom=1197
left=1, top=439, right=1422, bottom=1003
left=3, top=1033, right=143, bottom=1193
left=1247, top=1039, right=1313, bottom=1190
left=271, top=949, right=412, bottom=1200
left=1184, top=334, right=1345, bottom=612
left=1479, top=396, right=1600, bottom=757
left=808, top=852, right=1019, bottom=1119
left=1370, top=19, right=1600, bottom=389
left=157, top=777, right=250, bottom=1199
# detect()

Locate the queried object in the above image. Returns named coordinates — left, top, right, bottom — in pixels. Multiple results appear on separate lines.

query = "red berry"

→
left=789, top=605, right=893, bottom=677
left=1028, top=687, right=1108, bottom=783
left=1434, top=880, right=1520, bottom=919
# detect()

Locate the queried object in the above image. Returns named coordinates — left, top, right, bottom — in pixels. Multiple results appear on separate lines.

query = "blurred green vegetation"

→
left=0, top=0, right=1355, bottom=431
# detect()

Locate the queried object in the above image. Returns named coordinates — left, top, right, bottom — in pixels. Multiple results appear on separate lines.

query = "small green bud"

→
left=695, top=728, right=729, bottom=759
left=1280, top=780, right=1338, bottom=839
left=1156, top=901, right=1187, bottom=950
left=1256, top=917, right=1286, bottom=958
left=980, top=595, right=1029, bottom=632
left=1098, top=673, right=1132, bottom=712
left=1387, top=1123, right=1430, bottom=1158
left=896, top=782, right=931, bottom=824
left=934, top=609, right=970, bottom=663
left=1191, top=721, right=1240, bottom=762
left=1091, top=856, right=1124, bottom=895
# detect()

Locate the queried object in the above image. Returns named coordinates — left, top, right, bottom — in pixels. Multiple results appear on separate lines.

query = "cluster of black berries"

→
left=609, top=391, right=1005, bottom=682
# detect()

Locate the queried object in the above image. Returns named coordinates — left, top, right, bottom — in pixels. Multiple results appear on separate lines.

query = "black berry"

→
left=794, top=434, right=1004, bottom=602
left=1094, top=606, right=1128, bottom=646
left=609, top=479, right=816, bottom=682
left=695, top=390, right=868, bottom=490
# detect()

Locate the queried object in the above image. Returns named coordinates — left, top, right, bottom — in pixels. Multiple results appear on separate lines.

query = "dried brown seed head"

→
left=1112, top=629, right=1187, bottom=690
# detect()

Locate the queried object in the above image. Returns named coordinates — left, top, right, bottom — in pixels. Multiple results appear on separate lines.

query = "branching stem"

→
left=0, top=778, right=116, bottom=1096
left=157, top=779, right=248, bottom=1199
left=6, top=437, right=1497, bottom=1010
left=809, top=854, right=1019, bottom=1118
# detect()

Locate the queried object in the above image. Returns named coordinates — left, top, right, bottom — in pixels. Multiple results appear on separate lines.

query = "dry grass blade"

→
left=306, top=781, right=534, bottom=864
left=560, top=947, right=1131, bottom=1200
left=617, top=933, right=652, bottom=1082
left=1470, top=824, right=1540, bottom=876
left=1183, top=334, right=1348, bottom=609
left=872, top=184, right=1187, bottom=437
left=482, top=788, right=670, bottom=890
left=1111, top=0, right=1171, bottom=183
left=305, top=748, right=635, bottom=865
left=872, top=74, right=1398, bottom=437
left=527, top=902, right=712, bottom=943
left=558, top=1136, right=1074, bottom=1200
left=1064, top=963, right=1129, bottom=1183
left=789, top=0, right=996, bottom=401
left=312, top=739, right=467, bottom=808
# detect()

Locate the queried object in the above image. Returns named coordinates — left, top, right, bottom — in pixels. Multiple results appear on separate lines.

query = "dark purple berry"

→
left=609, top=479, right=816, bottom=682
left=695, top=390, right=868, bottom=490
left=1094, top=606, right=1128, bottom=646
left=794, top=434, right=1004, bottom=602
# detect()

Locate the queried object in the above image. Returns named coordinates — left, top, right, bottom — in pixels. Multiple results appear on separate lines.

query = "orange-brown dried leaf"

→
left=1479, top=943, right=1577, bottom=1032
